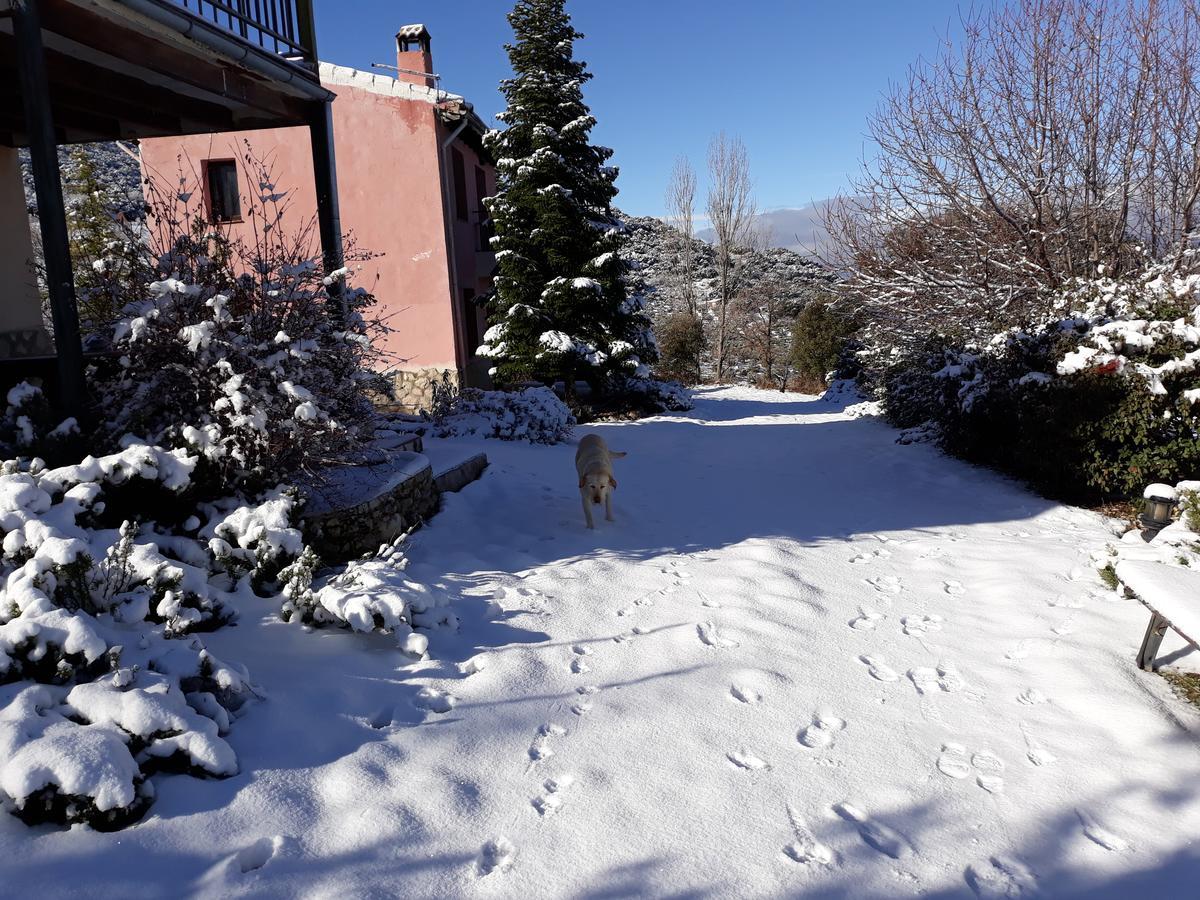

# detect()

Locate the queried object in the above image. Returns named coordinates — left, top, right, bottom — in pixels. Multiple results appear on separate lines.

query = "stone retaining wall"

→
left=386, top=367, right=457, bottom=414
left=302, top=460, right=439, bottom=561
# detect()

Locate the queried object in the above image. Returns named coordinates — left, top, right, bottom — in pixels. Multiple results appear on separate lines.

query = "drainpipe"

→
left=438, top=117, right=470, bottom=376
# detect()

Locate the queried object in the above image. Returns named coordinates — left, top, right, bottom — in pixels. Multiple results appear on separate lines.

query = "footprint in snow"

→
left=901, top=614, right=944, bottom=636
left=907, top=664, right=965, bottom=695
left=730, top=683, right=762, bottom=705
left=1048, top=593, right=1084, bottom=609
left=944, top=580, right=966, bottom=597
left=937, top=743, right=972, bottom=779
left=1006, top=640, right=1032, bottom=661
left=413, top=688, right=457, bottom=714
left=476, top=837, right=516, bottom=876
left=726, top=749, right=769, bottom=770
left=532, top=775, right=574, bottom=817
left=570, top=646, right=592, bottom=675
left=859, top=655, right=900, bottom=683
left=972, top=750, right=1006, bottom=794
left=784, top=806, right=836, bottom=868
left=799, top=713, right=847, bottom=749
left=849, top=609, right=883, bottom=631
left=1077, top=809, right=1131, bottom=852
left=528, top=724, right=567, bottom=762
left=865, top=575, right=902, bottom=595
left=572, top=684, right=599, bottom=716
left=832, top=802, right=911, bottom=859
left=1017, top=688, right=1048, bottom=706
left=697, top=621, right=739, bottom=649
left=233, top=835, right=290, bottom=873
left=964, top=855, right=1038, bottom=898
left=698, top=591, right=722, bottom=609
left=1020, top=724, right=1057, bottom=767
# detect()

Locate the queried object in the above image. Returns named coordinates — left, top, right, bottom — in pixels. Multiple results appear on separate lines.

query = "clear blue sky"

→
left=313, top=1, right=966, bottom=217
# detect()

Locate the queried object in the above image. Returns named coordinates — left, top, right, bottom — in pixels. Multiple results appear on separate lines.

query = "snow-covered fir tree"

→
left=479, top=0, right=655, bottom=397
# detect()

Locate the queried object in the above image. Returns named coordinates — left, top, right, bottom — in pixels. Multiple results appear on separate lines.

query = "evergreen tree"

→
left=479, top=0, right=655, bottom=397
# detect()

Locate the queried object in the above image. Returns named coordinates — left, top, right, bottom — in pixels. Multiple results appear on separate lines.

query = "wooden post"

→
left=12, top=0, right=86, bottom=418
left=308, top=101, right=347, bottom=326
left=1137, top=611, right=1169, bottom=672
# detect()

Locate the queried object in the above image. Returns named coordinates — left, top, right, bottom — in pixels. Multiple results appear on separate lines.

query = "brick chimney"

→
left=396, top=24, right=435, bottom=89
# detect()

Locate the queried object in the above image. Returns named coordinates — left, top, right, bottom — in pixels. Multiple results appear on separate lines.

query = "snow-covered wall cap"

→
left=318, top=62, right=460, bottom=107
left=1144, top=483, right=1178, bottom=501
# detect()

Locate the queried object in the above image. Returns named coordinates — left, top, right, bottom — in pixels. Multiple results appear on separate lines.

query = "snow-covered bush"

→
left=603, top=376, right=693, bottom=415
left=280, top=533, right=454, bottom=659
left=0, top=445, right=257, bottom=828
left=87, top=150, right=388, bottom=498
left=431, top=386, right=575, bottom=444
left=874, top=260, right=1200, bottom=501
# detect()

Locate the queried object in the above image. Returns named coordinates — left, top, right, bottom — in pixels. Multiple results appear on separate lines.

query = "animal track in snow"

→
left=937, top=743, right=972, bottom=779
left=783, top=806, right=835, bottom=867
left=865, top=575, right=902, bottom=595
left=1020, top=724, right=1057, bottom=767
left=1052, top=619, right=1076, bottom=636
left=1017, top=688, right=1048, bottom=706
left=849, top=609, right=883, bottom=631
left=859, top=655, right=900, bottom=682
left=570, top=658, right=591, bottom=675
left=799, top=713, right=847, bottom=749
left=944, top=580, right=966, bottom=596
left=832, top=802, right=910, bottom=859
left=971, top=750, right=1006, bottom=793
left=697, top=621, right=739, bottom=649
left=414, top=688, right=457, bottom=714
left=726, top=749, right=769, bottom=770
left=234, top=835, right=287, bottom=873
left=1077, top=809, right=1130, bottom=852
left=476, top=837, right=516, bottom=876
left=1048, top=593, right=1084, bottom=609
left=532, top=775, right=574, bottom=816
left=908, top=664, right=964, bottom=695
left=965, top=855, right=1038, bottom=898
left=901, top=614, right=944, bottom=636
left=528, top=724, right=567, bottom=762
left=1006, top=640, right=1031, bottom=661
left=730, top=683, right=762, bottom=705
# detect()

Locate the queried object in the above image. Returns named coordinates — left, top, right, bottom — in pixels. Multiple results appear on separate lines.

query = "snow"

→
left=1115, top=560, right=1200, bottom=645
left=3, top=387, right=1200, bottom=896
left=1143, top=483, right=1177, bottom=501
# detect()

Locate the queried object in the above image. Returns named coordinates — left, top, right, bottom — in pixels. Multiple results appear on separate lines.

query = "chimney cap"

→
left=397, top=23, right=431, bottom=44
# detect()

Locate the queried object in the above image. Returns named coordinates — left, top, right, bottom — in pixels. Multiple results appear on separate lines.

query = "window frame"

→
left=203, top=159, right=242, bottom=225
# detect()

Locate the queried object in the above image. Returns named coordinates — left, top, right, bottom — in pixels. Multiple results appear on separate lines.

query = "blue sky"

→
left=314, top=1, right=966, bottom=217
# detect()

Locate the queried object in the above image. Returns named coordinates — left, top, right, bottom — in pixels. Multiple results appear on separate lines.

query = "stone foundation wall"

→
left=302, top=461, right=439, bottom=562
left=382, top=367, right=458, bottom=414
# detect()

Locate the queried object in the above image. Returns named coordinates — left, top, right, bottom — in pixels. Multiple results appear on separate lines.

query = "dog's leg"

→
left=605, top=490, right=614, bottom=522
left=581, top=492, right=595, bottom=529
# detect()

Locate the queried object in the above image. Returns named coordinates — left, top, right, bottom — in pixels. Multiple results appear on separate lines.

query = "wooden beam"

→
left=12, top=0, right=85, bottom=418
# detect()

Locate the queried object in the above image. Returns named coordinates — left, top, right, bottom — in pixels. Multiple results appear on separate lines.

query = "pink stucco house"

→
left=139, top=25, right=496, bottom=409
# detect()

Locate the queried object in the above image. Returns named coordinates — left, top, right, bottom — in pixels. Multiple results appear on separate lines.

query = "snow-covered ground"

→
left=5, top=386, right=1200, bottom=898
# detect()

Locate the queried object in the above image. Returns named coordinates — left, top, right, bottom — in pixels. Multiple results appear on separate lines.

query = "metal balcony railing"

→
left=171, top=0, right=318, bottom=67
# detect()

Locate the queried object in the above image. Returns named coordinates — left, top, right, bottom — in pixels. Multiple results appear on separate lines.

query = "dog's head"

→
left=579, top=473, right=616, bottom=505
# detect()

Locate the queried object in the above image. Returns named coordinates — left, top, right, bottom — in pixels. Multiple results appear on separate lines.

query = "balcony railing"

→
left=171, top=0, right=318, bottom=66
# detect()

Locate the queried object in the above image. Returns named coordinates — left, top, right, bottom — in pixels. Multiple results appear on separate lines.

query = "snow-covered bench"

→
left=1117, top=560, right=1200, bottom=671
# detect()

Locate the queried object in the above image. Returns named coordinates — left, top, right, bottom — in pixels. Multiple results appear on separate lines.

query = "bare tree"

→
left=735, top=226, right=803, bottom=390
left=664, top=156, right=698, bottom=316
left=706, top=132, right=756, bottom=382
left=825, top=0, right=1200, bottom=353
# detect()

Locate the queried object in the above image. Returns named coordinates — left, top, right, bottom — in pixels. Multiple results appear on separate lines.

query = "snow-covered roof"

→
left=317, top=62, right=486, bottom=137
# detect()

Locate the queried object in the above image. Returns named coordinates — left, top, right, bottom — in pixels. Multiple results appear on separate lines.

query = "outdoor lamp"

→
left=1140, top=483, right=1178, bottom=537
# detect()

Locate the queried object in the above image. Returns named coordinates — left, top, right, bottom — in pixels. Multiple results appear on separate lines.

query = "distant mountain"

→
left=697, top=200, right=837, bottom=259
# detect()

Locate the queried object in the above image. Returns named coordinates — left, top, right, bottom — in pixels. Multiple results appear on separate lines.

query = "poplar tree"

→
left=479, top=0, right=655, bottom=397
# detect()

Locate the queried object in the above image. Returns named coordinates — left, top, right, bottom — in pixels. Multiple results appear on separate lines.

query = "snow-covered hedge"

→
left=431, top=386, right=576, bottom=444
left=874, top=259, right=1200, bottom=501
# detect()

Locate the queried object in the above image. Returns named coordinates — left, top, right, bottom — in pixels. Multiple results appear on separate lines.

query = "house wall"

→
left=0, top=147, right=51, bottom=358
left=139, top=65, right=495, bottom=409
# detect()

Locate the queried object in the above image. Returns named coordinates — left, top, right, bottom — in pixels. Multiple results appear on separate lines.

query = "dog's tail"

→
left=609, top=450, right=628, bottom=459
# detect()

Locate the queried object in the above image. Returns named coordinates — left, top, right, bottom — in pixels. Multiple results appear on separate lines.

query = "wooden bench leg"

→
left=1137, top=612, right=1169, bottom=672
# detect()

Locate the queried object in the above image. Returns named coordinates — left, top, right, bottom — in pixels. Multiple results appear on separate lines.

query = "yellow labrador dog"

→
left=575, top=433, right=626, bottom=529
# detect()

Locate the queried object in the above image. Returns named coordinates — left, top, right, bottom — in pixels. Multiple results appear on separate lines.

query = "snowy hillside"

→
left=623, top=214, right=834, bottom=382
left=20, top=141, right=144, bottom=220
left=4, top=387, right=1198, bottom=898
